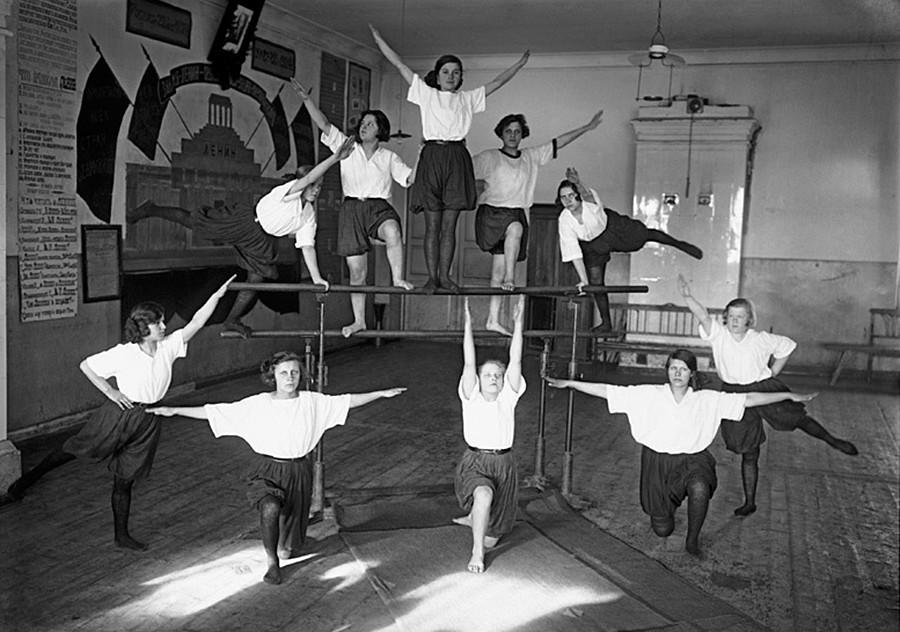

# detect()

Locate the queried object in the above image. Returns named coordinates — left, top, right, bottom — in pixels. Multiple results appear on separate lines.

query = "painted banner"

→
left=76, top=53, right=131, bottom=223
left=128, top=56, right=169, bottom=160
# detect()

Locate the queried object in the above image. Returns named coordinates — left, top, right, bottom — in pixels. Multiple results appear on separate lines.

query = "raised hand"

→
left=587, top=110, right=604, bottom=129
left=544, top=377, right=569, bottom=389
left=381, top=387, right=407, bottom=398
left=212, top=274, right=237, bottom=300
left=565, top=167, right=580, bottom=184
left=337, top=137, right=356, bottom=160
left=677, top=274, right=691, bottom=298
left=289, top=78, right=311, bottom=101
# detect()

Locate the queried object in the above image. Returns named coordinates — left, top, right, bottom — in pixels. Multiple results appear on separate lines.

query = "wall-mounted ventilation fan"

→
left=628, top=0, right=685, bottom=101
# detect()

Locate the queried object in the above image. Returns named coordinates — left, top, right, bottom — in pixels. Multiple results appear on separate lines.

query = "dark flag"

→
left=270, top=94, right=291, bottom=170
left=76, top=56, right=130, bottom=223
left=290, top=103, right=315, bottom=167
left=128, top=59, right=168, bottom=160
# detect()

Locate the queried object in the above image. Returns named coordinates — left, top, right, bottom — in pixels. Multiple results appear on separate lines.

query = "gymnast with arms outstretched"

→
left=557, top=167, right=703, bottom=334
left=453, top=294, right=526, bottom=573
left=290, top=78, right=420, bottom=337
left=150, top=350, right=406, bottom=585
left=4, top=276, right=235, bottom=550
left=371, top=23, right=529, bottom=292
left=473, top=110, right=604, bottom=335
left=546, top=348, right=817, bottom=555
left=677, top=274, right=858, bottom=518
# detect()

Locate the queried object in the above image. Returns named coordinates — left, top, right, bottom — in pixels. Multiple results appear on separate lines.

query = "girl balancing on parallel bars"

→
left=290, top=78, right=420, bottom=338
left=557, top=168, right=703, bottom=334
left=371, top=23, right=530, bottom=292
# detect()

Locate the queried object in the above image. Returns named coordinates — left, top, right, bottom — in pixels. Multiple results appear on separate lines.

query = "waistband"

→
left=468, top=445, right=511, bottom=455
left=259, top=453, right=309, bottom=463
left=424, top=139, right=466, bottom=146
left=344, top=196, right=387, bottom=202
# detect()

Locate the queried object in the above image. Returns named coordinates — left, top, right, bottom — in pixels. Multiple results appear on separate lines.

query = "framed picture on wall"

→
left=81, top=225, right=122, bottom=303
left=346, top=62, right=371, bottom=132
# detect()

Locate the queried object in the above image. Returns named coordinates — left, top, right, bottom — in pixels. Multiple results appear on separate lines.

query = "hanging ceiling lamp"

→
left=389, top=0, right=411, bottom=139
left=628, top=0, right=685, bottom=102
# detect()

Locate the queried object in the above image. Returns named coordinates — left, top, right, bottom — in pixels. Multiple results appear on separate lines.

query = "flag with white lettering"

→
left=76, top=57, right=130, bottom=223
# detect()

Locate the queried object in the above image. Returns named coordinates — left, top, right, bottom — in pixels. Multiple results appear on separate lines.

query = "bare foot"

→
left=467, top=552, right=485, bottom=573
left=439, top=277, right=460, bottom=293
left=223, top=320, right=253, bottom=339
left=485, top=320, right=512, bottom=337
left=484, top=536, right=499, bottom=549
left=263, top=564, right=282, bottom=585
left=452, top=514, right=472, bottom=527
left=734, top=503, right=757, bottom=517
left=393, top=279, right=414, bottom=290
left=500, top=278, right=516, bottom=292
left=115, top=534, right=148, bottom=551
left=341, top=321, right=367, bottom=338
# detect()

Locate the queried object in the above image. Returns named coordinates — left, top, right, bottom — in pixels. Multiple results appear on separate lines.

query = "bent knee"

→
left=505, top=222, right=524, bottom=238
left=650, top=516, right=675, bottom=537
left=472, top=485, right=494, bottom=502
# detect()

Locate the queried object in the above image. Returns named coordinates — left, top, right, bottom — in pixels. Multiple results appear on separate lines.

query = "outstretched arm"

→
left=745, top=391, right=817, bottom=407
left=565, top=167, right=595, bottom=204
left=290, top=79, right=333, bottom=135
left=286, top=137, right=355, bottom=197
left=484, top=50, right=530, bottom=97
left=349, top=387, right=407, bottom=408
left=181, top=274, right=237, bottom=343
left=545, top=377, right=610, bottom=400
left=370, top=24, right=415, bottom=84
left=555, top=110, right=603, bottom=151
left=505, top=295, right=525, bottom=391
left=460, top=297, right=478, bottom=398
left=147, top=405, right=209, bottom=419
left=677, top=274, right=713, bottom=334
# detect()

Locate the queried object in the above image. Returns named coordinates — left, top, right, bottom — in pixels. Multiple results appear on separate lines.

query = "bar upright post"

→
left=562, top=300, right=579, bottom=497
left=534, top=337, right=552, bottom=479
left=311, top=294, right=327, bottom=518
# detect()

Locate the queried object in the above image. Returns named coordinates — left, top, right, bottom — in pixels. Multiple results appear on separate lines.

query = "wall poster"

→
left=81, top=225, right=122, bottom=302
left=17, top=0, right=79, bottom=322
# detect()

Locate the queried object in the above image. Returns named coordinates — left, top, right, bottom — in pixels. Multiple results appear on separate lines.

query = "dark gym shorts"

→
left=720, top=377, right=808, bottom=454
left=338, top=197, right=402, bottom=257
left=475, top=204, right=528, bottom=260
left=580, top=208, right=651, bottom=267
left=639, top=446, right=717, bottom=519
left=410, top=141, right=477, bottom=214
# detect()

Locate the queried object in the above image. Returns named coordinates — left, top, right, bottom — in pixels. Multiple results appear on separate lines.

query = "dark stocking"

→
left=128, top=202, right=193, bottom=227
left=796, top=416, right=858, bottom=455
left=6, top=447, right=75, bottom=500
left=259, top=495, right=283, bottom=585
left=587, top=262, right=612, bottom=332
left=223, top=272, right=264, bottom=339
left=685, top=480, right=711, bottom=556
left=112, top=476, right=146, bottom=550
left=438, top=210, right=461, bottom=292
left=423, top=211, right=442, bottom=291
left=735, top=448, right=759, bottom=516
left=645, top=229, right=703, bottom=260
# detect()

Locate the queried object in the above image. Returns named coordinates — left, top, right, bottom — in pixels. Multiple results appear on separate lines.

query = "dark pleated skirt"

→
left=64, top=400, right=161, bottom=481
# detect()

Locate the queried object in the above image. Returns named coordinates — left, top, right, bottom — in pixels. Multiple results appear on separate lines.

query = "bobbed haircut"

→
left=424, top=54, right=464, bottom=90
left=555, top=179, right=582, bottom=209
left=724, top=298, right=756, bottom=326
left=124, top=302, right=165, bottom=343
left=666, top=348, right=707, bottom=390
left=260, top=351, right=309, bottom=388
left=354, top=110, right=391, bottom=142
left=494, top=113, right=531, bottom=140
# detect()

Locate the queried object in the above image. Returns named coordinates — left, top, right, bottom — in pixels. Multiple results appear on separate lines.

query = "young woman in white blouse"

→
left=547, top=349, right=816, bottom=556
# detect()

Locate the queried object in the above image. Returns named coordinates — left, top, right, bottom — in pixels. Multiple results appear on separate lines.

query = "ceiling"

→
left=272, top=0, right=900, bottom=58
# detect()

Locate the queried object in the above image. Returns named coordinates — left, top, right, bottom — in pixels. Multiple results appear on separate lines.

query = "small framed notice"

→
left=82, top=225, right=122, bottom=303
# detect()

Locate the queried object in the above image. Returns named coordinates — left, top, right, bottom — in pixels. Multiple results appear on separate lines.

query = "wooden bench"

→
left=592, top=303, right=724, bottom=367
left=821, top=308, right=900, bottom=385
